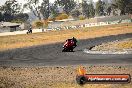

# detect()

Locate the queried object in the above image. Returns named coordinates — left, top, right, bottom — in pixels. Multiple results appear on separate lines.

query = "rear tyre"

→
left=27, top=32, right=29, bottom=34
left=62, top=49, right=65, bottom=52
left=70, top=48, right=74, bottom=52
left=62, top=48, right=66, bottom=52
left=70, top=47, right=74, bottom=52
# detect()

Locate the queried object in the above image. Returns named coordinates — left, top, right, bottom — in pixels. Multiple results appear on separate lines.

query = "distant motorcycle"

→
left=62, top=39, right=77, bottom=52
left=27, top=29, right=32, bottom=34
left=27, top=26, right=32, bottom=34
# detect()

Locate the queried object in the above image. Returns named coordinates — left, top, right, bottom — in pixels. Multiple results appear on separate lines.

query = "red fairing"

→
left=64, top=40, right=74, bottom=48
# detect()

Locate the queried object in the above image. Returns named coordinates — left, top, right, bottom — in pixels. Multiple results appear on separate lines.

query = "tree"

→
left=82, top=1, right=95, bottom=18
left=96, top=0, right=106, bottom=16
left=3, top=13, right=14, bottom=22
left=56, top=0, right=76, bottom=15
left=111, top=3, right=118, bottom=16
left=0, top=0, right=29, bottom=22
left=40, top=0, right=50, bottom=20
left=1, top=0, right=21, bottom=21
left=0, top=12, right=3, bottom=21
left=71, top=10, right=80, bottom=19
left=115, top=0, right=130, bottom=15
left=12, top=13, right=29, bottom=23
left=1, top=0, right=21, bottom=15
left=24, top=0, right=50, bottom=20
left=106, top=6, right=112, bottom=16
left=82, top=1, right=90, bottom=18
left=125, top=3, right=132, bottom=14
left=49, top=3, right=59, bottom=21
left=89, top=3, right=95, bottom=18
left=23, top=0, right=42, bottom=20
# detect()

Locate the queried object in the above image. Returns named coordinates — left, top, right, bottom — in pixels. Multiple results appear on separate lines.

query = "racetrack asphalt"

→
left=0, top=33, right=132, bottom=67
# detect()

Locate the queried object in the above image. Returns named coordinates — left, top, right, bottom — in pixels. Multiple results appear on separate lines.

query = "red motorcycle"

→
left=62, top=39, right=77, bottom=52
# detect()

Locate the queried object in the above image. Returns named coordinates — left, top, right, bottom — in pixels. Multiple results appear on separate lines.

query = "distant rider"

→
left=29, top=26, right=32, bottom=33
left=27, top=26, right=32, bottom=34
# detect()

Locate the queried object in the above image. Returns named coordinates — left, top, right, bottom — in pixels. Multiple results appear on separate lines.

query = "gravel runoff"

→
left=84, top=49, right=132, bottom=54
left=84, top=38, right=132, bottom=54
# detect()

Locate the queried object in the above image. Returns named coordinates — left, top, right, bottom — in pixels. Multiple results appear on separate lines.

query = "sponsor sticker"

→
left=76, top=66, right=131, bottom=85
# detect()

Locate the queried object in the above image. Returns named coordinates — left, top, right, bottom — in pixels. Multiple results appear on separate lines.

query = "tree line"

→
left=0, top=0, right=131, bottom=23
left=0, top=0, right=29, bottom=22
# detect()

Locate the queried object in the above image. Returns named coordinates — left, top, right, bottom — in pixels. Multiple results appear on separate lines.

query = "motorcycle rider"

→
left=72, top=37, right=77, bottom=47
left=62, top=37, right=77, bottom=52
left=29, top=26, right=32, bottom=33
